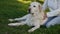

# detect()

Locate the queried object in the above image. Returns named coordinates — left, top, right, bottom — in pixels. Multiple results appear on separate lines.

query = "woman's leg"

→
left=44, top=16, right=57, bottom=25
left=46, top=16, right=60, bottom=28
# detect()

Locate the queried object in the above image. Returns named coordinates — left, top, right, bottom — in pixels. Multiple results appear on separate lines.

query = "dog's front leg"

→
left=8, top=14, right=30, bottom=22
left=9, top=16, right=27, bottom=22
left=8, top=21, right=26, bottom=26
left=28, top=25, right=40, bottom=32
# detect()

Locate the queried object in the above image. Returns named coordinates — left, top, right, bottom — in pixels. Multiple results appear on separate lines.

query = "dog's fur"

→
left=8, top=2, right=47, bottom=32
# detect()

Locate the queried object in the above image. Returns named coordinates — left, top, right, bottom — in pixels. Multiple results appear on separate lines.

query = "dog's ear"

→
left=38, top=4, right=45, bottom=19
left=38, top=4, right=42, bottom=12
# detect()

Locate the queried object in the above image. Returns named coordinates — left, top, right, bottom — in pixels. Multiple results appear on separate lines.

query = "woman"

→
left=42, top=0, right=60, bottom=28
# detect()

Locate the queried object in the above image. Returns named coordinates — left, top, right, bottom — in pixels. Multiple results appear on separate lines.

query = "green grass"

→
left=0, top=0, right=60, bottom=34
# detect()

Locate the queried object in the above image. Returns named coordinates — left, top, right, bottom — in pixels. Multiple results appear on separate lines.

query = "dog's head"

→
left=28, top=2, right=42, bottom=15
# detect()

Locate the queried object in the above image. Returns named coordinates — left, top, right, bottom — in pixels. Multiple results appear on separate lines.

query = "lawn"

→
left=0, top=0, right=60, bottom=34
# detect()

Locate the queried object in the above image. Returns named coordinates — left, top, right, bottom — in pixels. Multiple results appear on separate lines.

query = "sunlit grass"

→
left=17, top=0, right=44, bottom=4
left=39, top=0, right=44, bottom=2
left=17, top=0, right=31, bottom=4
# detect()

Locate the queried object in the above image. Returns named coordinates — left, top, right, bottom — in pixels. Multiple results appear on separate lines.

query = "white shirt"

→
left=42, top=0, right=60, bottom=17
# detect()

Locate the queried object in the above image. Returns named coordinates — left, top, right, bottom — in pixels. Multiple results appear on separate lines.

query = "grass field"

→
left=0, top=0, right=60, bottom=34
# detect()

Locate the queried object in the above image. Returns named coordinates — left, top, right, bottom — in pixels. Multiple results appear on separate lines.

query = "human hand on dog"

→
left=43, top=12, right=47, bottom=20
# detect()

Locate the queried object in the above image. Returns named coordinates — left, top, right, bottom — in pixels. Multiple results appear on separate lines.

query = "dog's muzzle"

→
left=28, top=8, right=34, bottom=15
left=28, top=8, right=31, bottom=13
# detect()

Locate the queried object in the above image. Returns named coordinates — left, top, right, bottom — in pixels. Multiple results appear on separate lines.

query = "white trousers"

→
left=44, top=16, right=60, bottom=28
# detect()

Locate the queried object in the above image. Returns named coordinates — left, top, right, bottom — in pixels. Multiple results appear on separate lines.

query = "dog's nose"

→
left=28, top=8, right=31, bottom=13
left=31, top=13, right=34, bottom=15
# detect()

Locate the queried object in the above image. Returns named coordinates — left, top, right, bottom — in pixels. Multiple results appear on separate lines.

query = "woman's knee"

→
left=46, top=16, right=60, bottom=28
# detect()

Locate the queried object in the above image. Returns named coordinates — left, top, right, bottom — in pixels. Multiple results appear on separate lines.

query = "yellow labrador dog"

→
left=8, top=2, right=47, bottom=32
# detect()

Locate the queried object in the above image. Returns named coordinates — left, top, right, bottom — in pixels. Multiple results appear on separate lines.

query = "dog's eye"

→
left=33, top=5, right=36, bottom=7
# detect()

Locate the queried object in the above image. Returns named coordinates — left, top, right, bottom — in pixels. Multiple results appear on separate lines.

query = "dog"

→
left=8, top=2, right=47, bottom=32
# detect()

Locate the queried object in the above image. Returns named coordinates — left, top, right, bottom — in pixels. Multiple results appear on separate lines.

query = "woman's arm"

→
left=42, top=0, right=48, bottom=19
left=47, top=8, right=60, bottom=17
left=42, top=0, right=48, bottom=11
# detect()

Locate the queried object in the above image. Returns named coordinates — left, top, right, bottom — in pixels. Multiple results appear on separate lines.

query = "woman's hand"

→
left=43, top=12, right=47, bottom=20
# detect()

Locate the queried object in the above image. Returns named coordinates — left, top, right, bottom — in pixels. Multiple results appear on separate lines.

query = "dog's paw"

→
left=8, top=23, right=16, bottom=26
left=28, top=29, right=34, bottom=32
left=8, top=19, right=14, bottom=22
left=8, top=23, right=20, bottom=26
